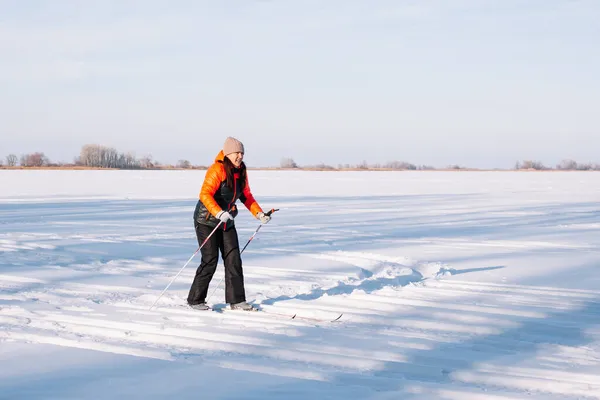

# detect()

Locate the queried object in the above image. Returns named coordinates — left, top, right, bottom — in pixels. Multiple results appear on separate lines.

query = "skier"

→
left=187, top=137, right=271, bottom=311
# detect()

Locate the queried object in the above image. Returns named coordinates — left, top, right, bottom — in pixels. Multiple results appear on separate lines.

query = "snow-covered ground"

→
left=2, top=170, right=600, bottom=399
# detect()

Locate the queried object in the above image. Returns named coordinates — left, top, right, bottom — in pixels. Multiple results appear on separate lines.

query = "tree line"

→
left=514, top=160, right=600, bottom=171
left=282, top=158, right=600, bottom=171
left=2, top=146, right=600, bottom=171
left=1, top=145, right=204, bottom=169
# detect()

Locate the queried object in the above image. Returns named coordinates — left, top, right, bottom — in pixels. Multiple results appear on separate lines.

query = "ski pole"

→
left=149, top=220, right=223, bottom=310
left=240, top=208, right=279, bottom=253
left=206, top=208, right=279, bottom=303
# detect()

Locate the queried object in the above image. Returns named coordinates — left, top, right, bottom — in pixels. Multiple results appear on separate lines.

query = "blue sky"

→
left=1, top=0, right=598, bottom=168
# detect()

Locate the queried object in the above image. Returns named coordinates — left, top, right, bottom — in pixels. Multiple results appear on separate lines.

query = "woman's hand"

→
left=256, top=212, right=271, bottom=224
left=216, top=210, right=234, bottom=222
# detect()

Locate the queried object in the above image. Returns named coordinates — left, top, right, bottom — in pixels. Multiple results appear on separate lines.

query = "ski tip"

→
left=332, top=313, right=343, bottom=322
left=291, top=314, right=297, bottom=319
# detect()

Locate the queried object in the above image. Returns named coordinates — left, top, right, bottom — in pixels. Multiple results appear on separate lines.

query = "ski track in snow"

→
left=3, top=258, right=600, bottom=399
left=2, top=171, right=600, bottom=399
left=3, top=270, right=600, bottom=399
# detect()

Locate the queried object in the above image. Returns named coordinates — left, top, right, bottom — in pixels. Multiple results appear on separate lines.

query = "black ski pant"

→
left=187, top=222, right=246, bottom=305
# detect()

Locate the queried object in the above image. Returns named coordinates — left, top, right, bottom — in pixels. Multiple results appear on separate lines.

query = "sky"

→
left=0, top=0, right=599, bottom=169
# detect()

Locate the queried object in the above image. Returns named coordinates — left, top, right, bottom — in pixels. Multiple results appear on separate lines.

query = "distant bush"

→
left=515, top=160, right=547, bottom=170
left=280, top=157, right=298, bottom=168
left=576, top=163, right=592, bottom=171
left=356, top=161, right=369, bottom=170
left=556, top=159, right=578, bottom=170
left=139, top=155, right=155, bottom=169
left=384, top=161, right=417, bottom=170
left=177, top=159, right=192, bottom=169
left=308, top=163, right=336, bottom=170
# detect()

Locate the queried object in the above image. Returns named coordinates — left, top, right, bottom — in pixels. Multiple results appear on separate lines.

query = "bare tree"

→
left=36, top=153, right=49, bottom=167
left=140, top=154, right=154, bottom=169
left=357, top=160, right=369, bottom=169
left=20, top=152, right=49, bottom=167
left=385, top=161, right=417, bottom=170
left=120, top=152, right=139, bottom=169
left=79, top=144, right=102, bottom=167
left=105, top=147, right=119, bottom=168
left=6, top=154, right=17, bottom=166
left=517, top=160, right=547, bottom=170
left=79, top=144, right=142, bottom=168
left=577, top=162, right=592, bottom=171
left=557, top=159, right=578, bottom=170
left=177, top=159, right=191, bottom=169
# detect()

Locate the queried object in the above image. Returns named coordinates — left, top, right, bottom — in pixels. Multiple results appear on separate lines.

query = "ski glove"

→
left=216, top=210, right=234, bottom=223
left=256, top=212, right=271, bottom=224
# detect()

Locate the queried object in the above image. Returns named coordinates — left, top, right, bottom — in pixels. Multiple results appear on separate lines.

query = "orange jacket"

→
left=199, top=151, right=263, bottom=219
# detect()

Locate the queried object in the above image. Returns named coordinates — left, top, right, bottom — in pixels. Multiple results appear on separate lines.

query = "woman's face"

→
left=226, top=151, right=244, bottom=168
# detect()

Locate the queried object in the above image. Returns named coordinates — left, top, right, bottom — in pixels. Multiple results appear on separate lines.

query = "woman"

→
left=187, top=137, right=271, bottom=311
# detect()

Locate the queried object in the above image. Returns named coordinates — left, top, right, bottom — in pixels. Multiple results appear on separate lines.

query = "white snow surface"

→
left=2, top=170, right=600, bottom=399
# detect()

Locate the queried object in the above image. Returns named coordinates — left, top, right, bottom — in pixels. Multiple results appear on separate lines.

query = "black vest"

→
left=194, top=169, right=243, bottom=229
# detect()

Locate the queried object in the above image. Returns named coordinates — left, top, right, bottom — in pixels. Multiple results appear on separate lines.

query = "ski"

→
left=252, top=310, right=343, bottom=323
left=204, top=306, right=343, bottom=323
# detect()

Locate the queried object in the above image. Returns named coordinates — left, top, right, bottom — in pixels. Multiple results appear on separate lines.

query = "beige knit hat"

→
left=223, top=137, right=245, bottom=156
